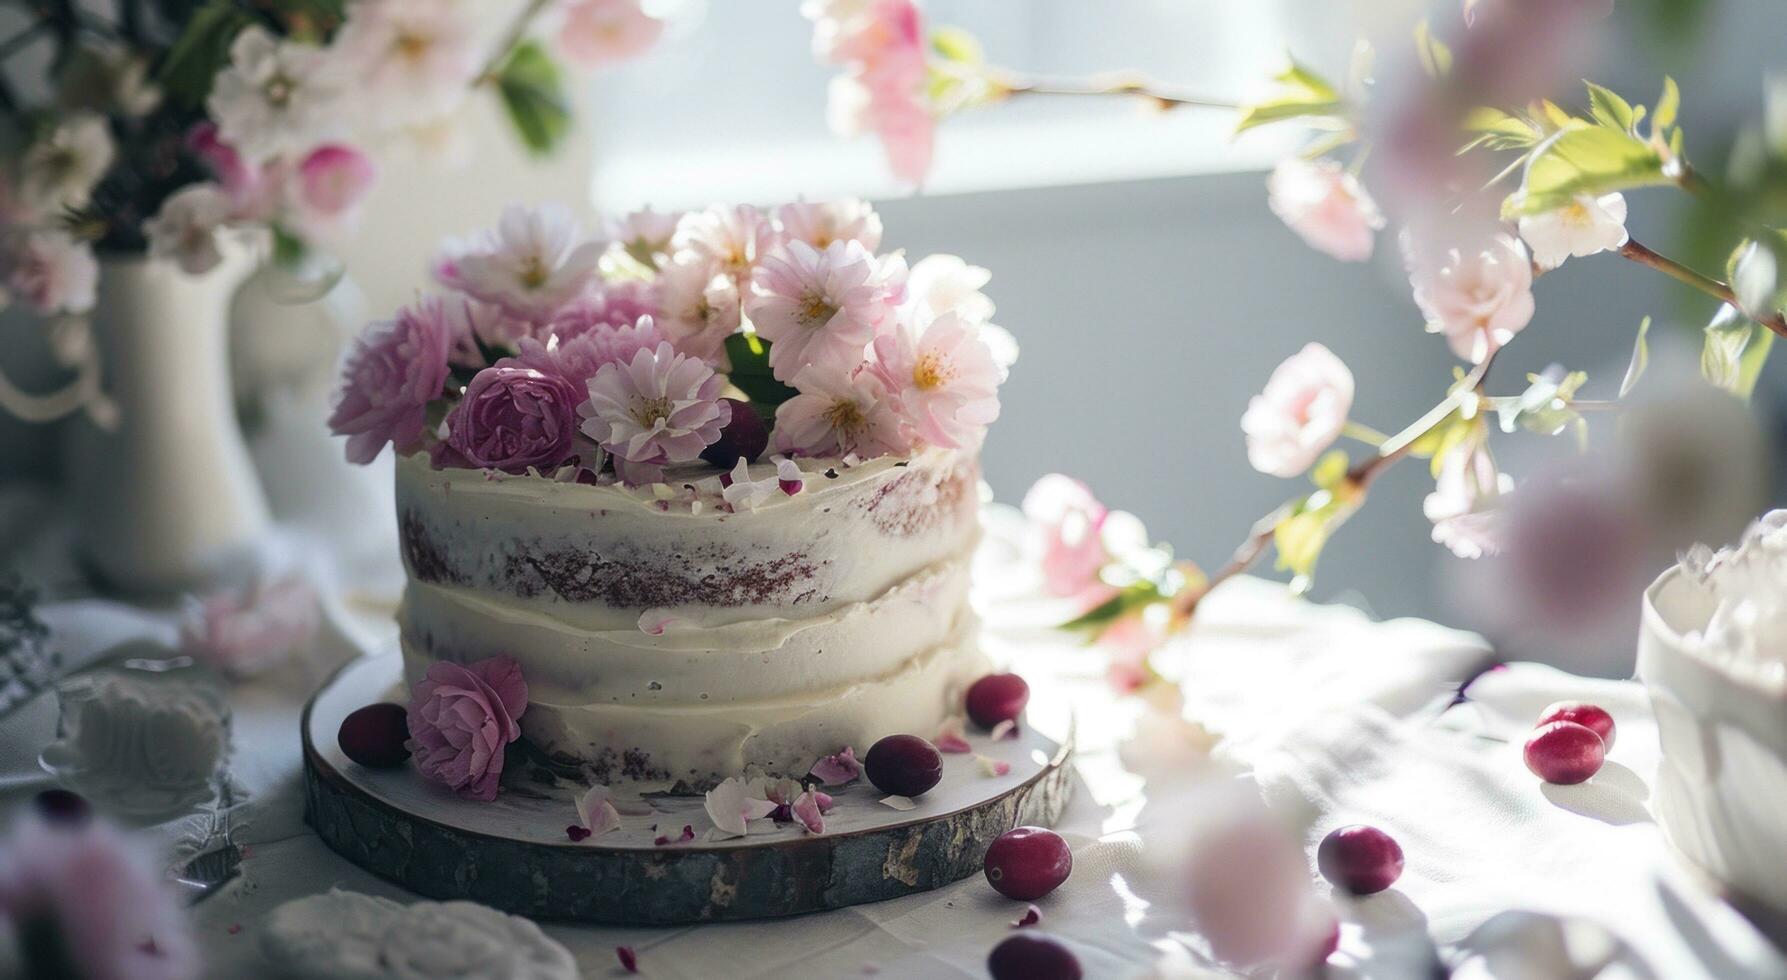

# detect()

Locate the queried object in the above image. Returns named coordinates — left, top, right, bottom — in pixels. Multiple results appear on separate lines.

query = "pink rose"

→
left=1405, top=231, right=1535, bottom=364
left=1022, top=474, right=1118, bottom=601
left=1267, top=158, right=1385, bottom=263
left=407, top=655, right=529, bottom=801
left=296, top=144, right=376, bottom=217
left=434, top=366, right=581, bottom=474
left=329, top=298, right=455, bottom=464
left=1240, top=343, right=1354, bottom=478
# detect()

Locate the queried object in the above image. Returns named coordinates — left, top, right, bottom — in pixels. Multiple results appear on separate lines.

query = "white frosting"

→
left=394, top=447, right=984, bottom=788
left=260, top=889, right=578, bottom=980
left=1678, top=509, right=1787, bottom=677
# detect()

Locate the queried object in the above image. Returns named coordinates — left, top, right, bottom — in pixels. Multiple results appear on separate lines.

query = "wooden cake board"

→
left=302, top=654, right=1075, bottom=924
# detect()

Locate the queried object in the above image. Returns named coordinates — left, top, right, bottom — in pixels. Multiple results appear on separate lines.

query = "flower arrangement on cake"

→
left=329, top=197, right=1019, bottom=811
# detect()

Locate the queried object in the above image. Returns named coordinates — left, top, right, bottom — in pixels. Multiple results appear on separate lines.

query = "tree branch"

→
left=1617, top=238, right=1787, bottom=339
left=477, top=0, right=554, bottom=84
left=990, top=71, right=1239, bottom=111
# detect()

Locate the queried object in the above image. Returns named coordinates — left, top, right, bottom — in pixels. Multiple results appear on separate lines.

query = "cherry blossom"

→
left=143, top=184, right=233, bottom=275
left=672, top=205, right=773, bottom=280
left=295, top=144, right=376, bottom=223
left=444, top=203, right=607, bottom=323
left=748, top=239, right=904, bottom=383
left=1405, top=231, right=1535, bottom=364
left=0, top=229, right=99, bottom=315
left=207, top=27, right=344, bottom=163
left=330, top=0, right=482, bottom=126
left=1423, top=429, right=1512, bottom=559
left=904, top=253, right=994, bottom=326
left=610, top=206, right=682, bottom=268
left=1267, top=158, right=1385, bottom=263
left=773, top=366, right=911, bottom=459
left=870, top=311, right=1002, bottom=449
left=17, top=113, right=114, bottom=213
left=775, top=198, right=884, bottom=252
left=1517, top=192, right=1628, bottom=270
left=804, top=0, right=934, bottom=184
left=556, top=0, right=664, bottom=69
left=1241, top=343, right=1354, bottom=478
left=579, top=341, right=730, bottom=484
left=651, top=254, right=740, bottom=366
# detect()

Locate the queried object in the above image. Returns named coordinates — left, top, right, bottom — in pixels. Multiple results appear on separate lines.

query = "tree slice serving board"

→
left=302, top=653, right=1074, bottom=924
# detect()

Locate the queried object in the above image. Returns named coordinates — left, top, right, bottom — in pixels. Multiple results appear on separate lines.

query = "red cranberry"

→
left=32, top=789, right=91, bottom=825
left=1535, top=701, right=1616, bottom=749
left=863, top=734, right=943, bottom=797
left=984, top=826, right=1073, bottom=900
left=1524, top=720, right=1605, bottom=784
left=1316, top=825, right=1404, bottom=896
left=339, top=703, right=412, bottom=768
left=700, top=399, right=768, bottom=468
left=988, top=933, right=1081, bottom=980
left=966, top=673, right=1030, bottom=730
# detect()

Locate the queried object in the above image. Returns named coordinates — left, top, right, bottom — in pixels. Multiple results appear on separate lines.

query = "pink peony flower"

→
left=1424, top=429, right=1511, bottom=559
left=650, top=254, right=740, bottom=366
left=505, top=316, right=663, bottom=389
left=748, top=239, right=904, bottom=383
left=1267, top=158, right=1385, bottom=263
left=871, top=311, right=1002, bottom=449
left=295, top=144, right=376, bottom=218
left=672, top=205, right=773, bottom=280
left=329, top=297, right=455, bottom=464
left=774, top=198, right=883, bottom=252
left=1240, top=343, right=1354, bottom=478
left=442, top=203, right=606, bottom=323
left=1, top=229, right=98, bottom=315
left=556, top=0, right=664, bottom=68
left=407, top=655, right=529, bottom=801
left=1516, top=192, right=1627, bottom=270
left=579, top=341, right=730, bottom=484
left=433, top=366, right=582, bottom=474
left=772, top=366, right=911, bottom=460
left=0, top=813, right=201, bottom=980
left=1405, top=232, right=1535, bottom=365
left=178, top=573, right=320, bottom=679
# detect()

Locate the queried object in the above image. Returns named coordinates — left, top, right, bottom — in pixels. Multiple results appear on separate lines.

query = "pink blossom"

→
left=773, top=366, right=911, bottom=460
left=748, top=239, right=903, bottom=383
left=609, top=206, right=681, bottom=267
left=1516, top=192, right=1627, bottom=270
left=809, top=746, right=863, bottom=785
left=185, top=122, right=258, bottom=202
left=0, top=814, right=200, bottom=980
left=672, top=205, right=773, bottom=280
left=1405, top=231, right=1535, bottom=363
left=905, top=253, right=994, bottom=326
left=295, top=144, right=375, bottom=217
left=774, top=198, right=883, bottom=251
left=505, top=316, right=663, bottom=389
left=330, top=0, right=482, bottom=126
left=1097, top=613, right=1165, bottom=694
left=1240, top=343, right=1354, bottom=478
left=443, top=203, right=606, bottom=323
left=143, top=184, right=231, bottom=275
left=1021, top=474, right=1125, bottom=601
left=573, top=785, right=625, bottom=838
left=1267, top=158, right=1385, bottom=263
left=1180, top=786, right=1335, bottom=970
left=806, top=0, right=923, bottom=65
left=556, top=0, right=664, bottom=68
left=329, top=298, right=455, bottom=464
left=1, top=229, right=98, bottom=315
left=406, top=655, right=528, bottom=801
left=791, top=789, right=826, bottom=834
left=579, top=341, right=730, bottom=484
left=703, top=776, right=778, bottom=839
left=433, top=366, right=581, bottom=474
left=1424, top=430, right=1511, bottom=559
left=178, top=573, right=320, bottom=679
left=807, top=0, right=933, bottom=184
left=651, top=254, right=740, bottom=366
left=871, top=311, right=1002, bottom=450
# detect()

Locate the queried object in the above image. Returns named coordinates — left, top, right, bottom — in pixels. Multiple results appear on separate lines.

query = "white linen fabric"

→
left=0, top=494, right=1782, bottom=979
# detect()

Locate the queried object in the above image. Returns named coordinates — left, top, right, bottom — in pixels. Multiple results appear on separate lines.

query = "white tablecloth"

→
left=2, top=501, right=1784, bottom=979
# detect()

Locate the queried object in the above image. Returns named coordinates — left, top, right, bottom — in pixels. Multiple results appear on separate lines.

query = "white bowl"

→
left=1638, top=565, right=1787, bottom=913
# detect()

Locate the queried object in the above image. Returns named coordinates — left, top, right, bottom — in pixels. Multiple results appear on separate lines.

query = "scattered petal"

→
left=810, top=746, right=864, bottom=785
left=638, top=611, right=676, bottom=635
left=792, top=789, right=826, bottom=834
left=704, top=777, right=778, bottom=838
left=617, top=944, right=639, bottom=973
left=989, top=719, right=1018, bottom=741
left=976, top=754, right=1012, bottom=777
left=573, top=785, right=624, bottom=839
left=934, top=720, right=972, bottom=754
left=1012, top=905, right=1041, bottom=928
left=878, top=795, right=917, bottom=811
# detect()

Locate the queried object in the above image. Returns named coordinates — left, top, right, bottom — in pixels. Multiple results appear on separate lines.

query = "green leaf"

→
left=1586, top=82, right=1636, bottom=133
left=1414, top=20, right=1452, bottom=79
left=1701, top=304, right=1753, bottom=393
left=1620, top=316, right=1651, bottom=397
left=1736, top=325, right=1775, bottom=401
left=1235, top=58, right=1345, bottom=134
left=494, top=41, right=570, bottom=157
left=1310, top=449, right=1349, bottom=490
left=1460, top=107, right=1542, bottom=152
left=722, top=333, right=800, bottom=410
left=157, top=1, right=252, bottom=106
left=1652, top=76, right=1681, bottom=133
left=1272, top=493, right=1349, bottom=586
left=1507, top=126, right=1671, bottom=216
left=1057, top=580, right=1161, bottom=633
left=930, top=26, right=983, bottom=65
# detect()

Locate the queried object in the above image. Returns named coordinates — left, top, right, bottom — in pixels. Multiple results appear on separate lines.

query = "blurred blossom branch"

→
left=1616, top=239, right=1787, bottom=339
left=983, top=71, right=1240, bottom=112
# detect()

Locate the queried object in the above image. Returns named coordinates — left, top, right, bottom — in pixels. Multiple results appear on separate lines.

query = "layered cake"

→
left=332, top=198, right=1013, bottom=795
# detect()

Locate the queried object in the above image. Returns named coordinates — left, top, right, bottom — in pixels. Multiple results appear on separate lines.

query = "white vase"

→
left=61, top=251, right=271, bottom=594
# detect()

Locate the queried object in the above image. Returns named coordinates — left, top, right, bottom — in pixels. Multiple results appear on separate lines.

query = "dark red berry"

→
left=988, top=933, right=1081, bottom=980
left=966, top=673, right=1030, bottom=730
left=31, top=789, right=91, bottom=825
left=566, top=825, right=591, bottom=842
left=339, top=703, right=411, bottom=768
left=1524, top=720, right=1605, bottom=784
left=863, top=734, right=943, bottom=797
left=700, top=399, right=768, bottom=468
left=984, top=826, right=1073, bottom=900
left=1536, top=701, right=1616, bottom=749
left=616, top=945, right=638, bottom=973
left=1317, top=825, right=1404, bottom=895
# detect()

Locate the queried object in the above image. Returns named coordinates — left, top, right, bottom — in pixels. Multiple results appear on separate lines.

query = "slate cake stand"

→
left=302, top=654, right=1075, bottom=924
